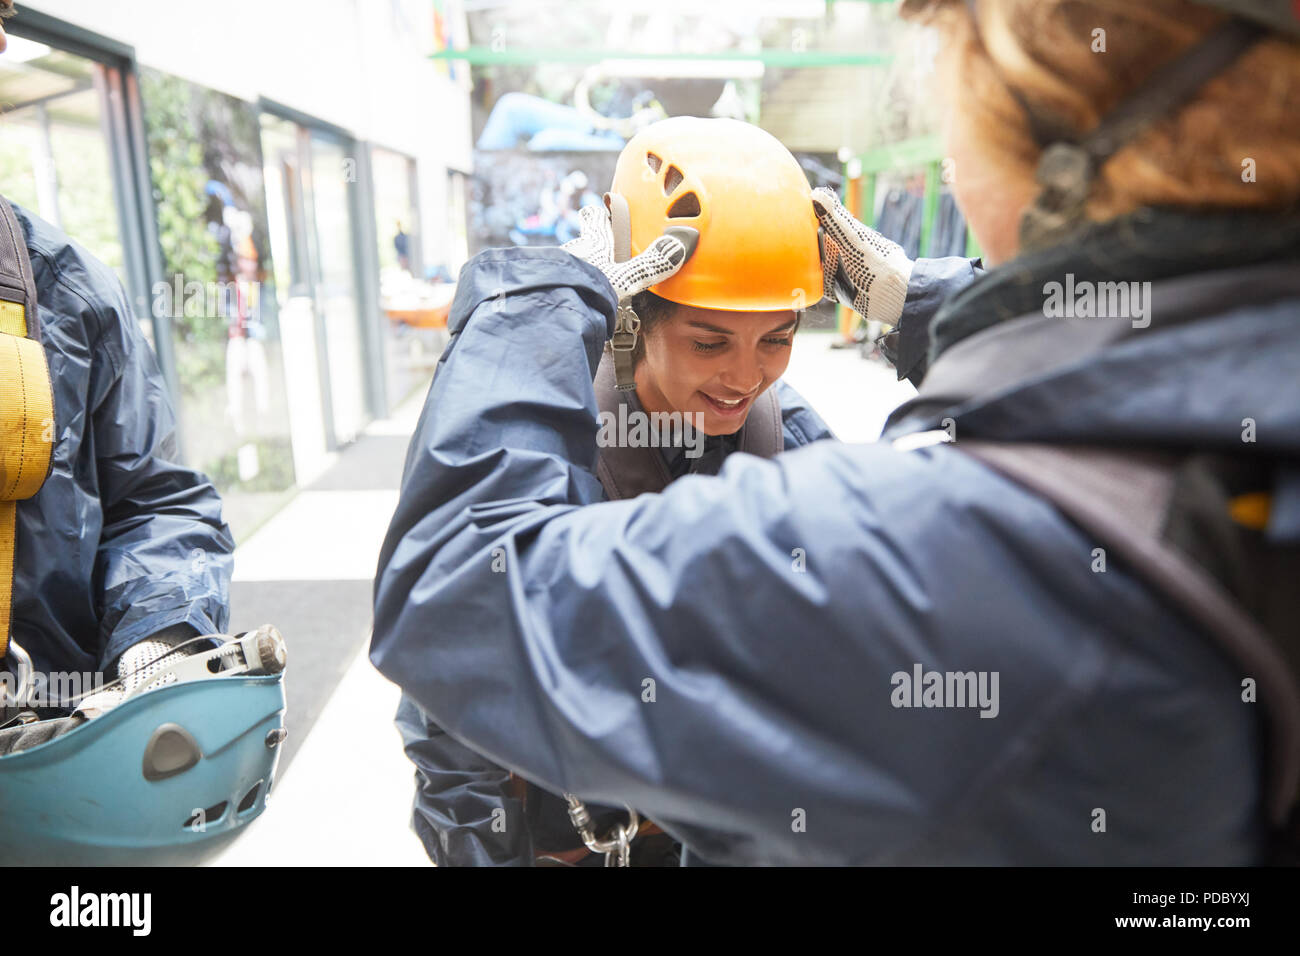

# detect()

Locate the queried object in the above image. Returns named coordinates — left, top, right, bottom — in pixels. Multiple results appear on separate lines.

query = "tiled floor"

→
left=229, top=491, right=401, bottom=583
left=213, top=388, right=433, bottom=867
left=212, top=639, right=431, bottom=867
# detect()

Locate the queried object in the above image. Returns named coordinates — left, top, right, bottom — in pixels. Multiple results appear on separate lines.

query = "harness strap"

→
left=735, top=381, right=784, bottom=459
left=0, top=198, right=55, bottom=659
left=593, top=349, right=675, bottom=499
left=957, top=440, right=1300, bottom=831
left=603, top=192, right=639, bottom=390
left=606, top=191, right=632, bottom=266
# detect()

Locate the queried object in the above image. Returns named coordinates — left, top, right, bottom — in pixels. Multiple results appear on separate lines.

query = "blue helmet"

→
left=0, top=627, right=286, bottom=866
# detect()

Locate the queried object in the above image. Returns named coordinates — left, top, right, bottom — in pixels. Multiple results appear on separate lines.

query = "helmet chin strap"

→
left=605, top=191, right=640, bottom=391
left=963, top=0, right=1268, bottom=252
left=603, top=192, right=699, bottom=391
left=606, top=191, right=633, bottom=264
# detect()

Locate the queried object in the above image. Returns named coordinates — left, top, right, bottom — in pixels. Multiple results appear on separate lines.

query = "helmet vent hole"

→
left=645, top=152, right=662, bottom=174
left=663, top=165, right=684, bottom=195
left=183, top=801, right=227, bottom=829
left=667, top=192, right=701, bottom=219
left=237, top=780, right=263, bottom=814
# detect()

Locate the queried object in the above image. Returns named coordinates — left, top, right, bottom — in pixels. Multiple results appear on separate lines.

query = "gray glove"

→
left=561, top=204, right=689, bottom=300
left=75, top=626, right=199, bottom=719
left=562, top=203, right=693, bottom=390
left=813, top=185, right=914, bottom=327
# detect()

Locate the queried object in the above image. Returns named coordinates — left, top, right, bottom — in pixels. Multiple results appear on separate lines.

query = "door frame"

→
left=258, top=98, right=387, bottom=437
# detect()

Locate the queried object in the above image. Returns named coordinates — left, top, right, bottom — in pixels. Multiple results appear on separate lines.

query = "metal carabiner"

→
left=603, top=817, right=636, bottom=867
left=565, top=793, right=641, bottom=867
left=1, top=640, right=34, bottom=710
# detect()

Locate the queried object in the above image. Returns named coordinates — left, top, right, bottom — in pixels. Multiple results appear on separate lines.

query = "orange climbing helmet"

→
left=607, top=117, right=823, bottom=312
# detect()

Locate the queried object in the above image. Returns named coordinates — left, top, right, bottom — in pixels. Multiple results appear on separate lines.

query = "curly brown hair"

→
left=907, top=0, right=1300, bottom=221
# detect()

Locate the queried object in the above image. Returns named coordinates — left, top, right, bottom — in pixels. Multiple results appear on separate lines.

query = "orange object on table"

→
left=385, top=302, right=451, bottom=329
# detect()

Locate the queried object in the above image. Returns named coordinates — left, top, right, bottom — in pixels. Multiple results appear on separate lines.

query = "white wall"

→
left=24, top=0, right=473, bottom=264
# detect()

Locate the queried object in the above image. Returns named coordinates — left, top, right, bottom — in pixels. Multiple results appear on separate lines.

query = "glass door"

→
left=370, top=147, right=437, bottom=409
left=305, top=133, right=367, bottom=446
left=261, top=115, right=329, bottom=485
left=260, top=112, right=370, bottom=477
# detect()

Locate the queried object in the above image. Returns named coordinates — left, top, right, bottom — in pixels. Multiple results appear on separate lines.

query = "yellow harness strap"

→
left=0, top=197, right=55, bottom=660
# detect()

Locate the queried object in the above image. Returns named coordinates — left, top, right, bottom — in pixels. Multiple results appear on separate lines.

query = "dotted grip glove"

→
left=813, top=185, right=914, bottom=327
left=561, top=204, right=688, bottom=300
left=74, top=626, right=198, bottom=719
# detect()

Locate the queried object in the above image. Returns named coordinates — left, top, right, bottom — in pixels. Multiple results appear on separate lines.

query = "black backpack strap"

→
left=0, top=199, right=39, bottom=341
left=592, top=349, right=676, bottom=500
left=958, top=440, right=1300, bottom=839
left=736, top=385, right=784, bottom=459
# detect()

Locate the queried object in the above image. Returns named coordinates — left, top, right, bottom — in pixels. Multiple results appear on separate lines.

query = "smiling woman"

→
left=629, top=289, right=801, bottom=435
left=385, top=116, right=844, bottom=867
left=596, top=115, right=821, bottom=438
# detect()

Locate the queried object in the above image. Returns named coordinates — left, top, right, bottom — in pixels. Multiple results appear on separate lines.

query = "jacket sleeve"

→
left=395, top=692, right=533, bottom=866
left=379, top=248, right=618, bottom=866
left=882, top=256, right=982, bottom=387
left=90, top=274, right=234, bottom=668
left=372, top=246, right=1102, bottom=865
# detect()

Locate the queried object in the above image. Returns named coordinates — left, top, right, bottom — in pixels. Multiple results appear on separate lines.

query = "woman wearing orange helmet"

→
left=390, top=118, right=873, bottom=865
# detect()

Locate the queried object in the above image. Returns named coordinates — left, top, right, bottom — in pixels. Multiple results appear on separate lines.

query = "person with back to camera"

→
left=374, top=0, right=1300, bottom=865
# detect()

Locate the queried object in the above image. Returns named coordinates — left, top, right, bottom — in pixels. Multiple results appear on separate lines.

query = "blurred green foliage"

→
left=206, top=437, right=296, bottom=493
left=50, top=122, right=125, bottom=273
left=0, top=135, right=43, bottom=211
left=0, top=106, right=125, bottom=275
left=139, top=69, right=224, bottom=396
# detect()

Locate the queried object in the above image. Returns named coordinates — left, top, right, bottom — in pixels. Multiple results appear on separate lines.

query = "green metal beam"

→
left=919, top=159, right=940, bottom=257
left=862, top=171, right=877, bottom=229
left=430, top=47, right=893, bottom=67
left=856, top=134, right=944, bottom=174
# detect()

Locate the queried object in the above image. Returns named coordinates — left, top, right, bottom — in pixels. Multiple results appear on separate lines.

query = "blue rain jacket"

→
left=373, top=240, right=1287, bottom=865
left=11, top=203, right=232, bottom=678
left=393, top=352, right=835, bottom=866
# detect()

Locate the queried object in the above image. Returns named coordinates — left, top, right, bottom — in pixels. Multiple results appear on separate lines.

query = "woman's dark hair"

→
left=624, top=290, right=804, bottom=365
left=627, top=290, right=679, bottom=365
